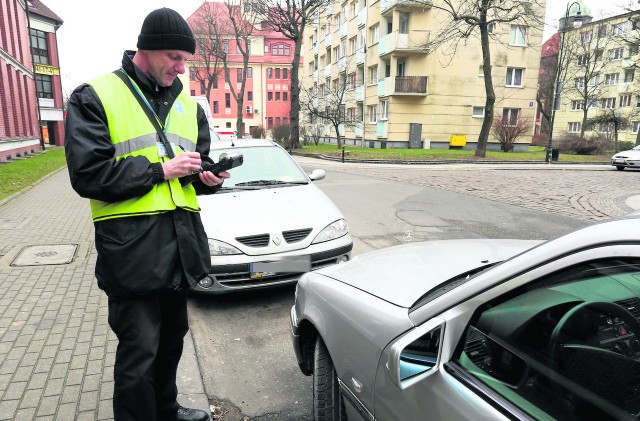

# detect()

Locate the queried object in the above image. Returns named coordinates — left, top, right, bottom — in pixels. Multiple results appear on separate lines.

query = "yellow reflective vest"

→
left=88, top=73, right=201, bottom=222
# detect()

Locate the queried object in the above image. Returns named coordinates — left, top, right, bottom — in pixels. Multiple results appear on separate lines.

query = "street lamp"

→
left=546, top=2, right=587, bottom=163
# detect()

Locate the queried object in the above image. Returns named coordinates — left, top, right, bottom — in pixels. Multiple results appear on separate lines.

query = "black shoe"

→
left=176, top=406, right=210, bottom=421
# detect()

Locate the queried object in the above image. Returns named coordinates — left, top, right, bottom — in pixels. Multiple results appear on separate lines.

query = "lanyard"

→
left=118, top=69, right=171, bottom=134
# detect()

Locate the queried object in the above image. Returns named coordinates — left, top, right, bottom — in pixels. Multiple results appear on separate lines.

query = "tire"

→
left=616, top=166, right=625, bottom=171
left=313, top=336, right=346, bottom=421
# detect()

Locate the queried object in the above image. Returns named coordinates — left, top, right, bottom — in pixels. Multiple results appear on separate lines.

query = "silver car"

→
left=291, top=216, right=640, bottom=420
left=611, top=145, right=640, bottom=170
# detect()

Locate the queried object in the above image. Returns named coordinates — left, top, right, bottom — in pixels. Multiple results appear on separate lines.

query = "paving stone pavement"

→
left=0, top=160, right=637, bottom=421
left=0, top=169, right=208, bottom=421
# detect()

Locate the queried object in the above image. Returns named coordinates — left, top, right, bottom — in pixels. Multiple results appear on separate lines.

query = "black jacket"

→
left=65, top=51, right=218, bottom=297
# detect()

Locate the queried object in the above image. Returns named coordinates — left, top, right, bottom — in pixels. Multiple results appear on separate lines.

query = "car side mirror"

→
left=388, top=319, right=445, bottom=390
left=309, top=169, right=326, bottom=181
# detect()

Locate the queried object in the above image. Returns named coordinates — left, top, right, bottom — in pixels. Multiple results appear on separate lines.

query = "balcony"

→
left=379, top=30, right=431, bottom=57
left=357, top=9, right=367, bottom=27
left=356, top=47, right=365, bottom=64
left=355, top=122, right=363, bottom=137
left=355, top=85, right=364, bottom=101
left=376, top=121, right=388, bottom=138
left=380, top=0, right=431, bottom=15
left=378, top=76, right=428, bottom=96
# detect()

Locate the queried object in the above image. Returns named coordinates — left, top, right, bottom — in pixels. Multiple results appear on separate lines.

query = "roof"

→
left=28, top=0, right=63, bottom=24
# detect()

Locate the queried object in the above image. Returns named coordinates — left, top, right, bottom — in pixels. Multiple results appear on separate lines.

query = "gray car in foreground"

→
left=291, top=216, right=640, bottom=421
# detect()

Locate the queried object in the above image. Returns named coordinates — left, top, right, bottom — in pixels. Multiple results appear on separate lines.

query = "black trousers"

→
left=107, top=288, right=189, bottom=421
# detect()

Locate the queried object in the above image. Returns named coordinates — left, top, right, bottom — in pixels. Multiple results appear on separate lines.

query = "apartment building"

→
left=185, top=3, right=295, bottom=137
left=551, top=9, right=640, bottom=145
left=301, top=0, right=545, bottom=150
left=0, top=0, right=63, bottom=162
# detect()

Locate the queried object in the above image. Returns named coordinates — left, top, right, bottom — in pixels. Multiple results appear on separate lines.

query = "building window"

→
left=276, top=117, right=281, bottom=125
left=568, top=122, right=581, bottom=133
left=225, top=93, right=231, bottom=108
left=349, top=37, right=357, bottom=55
left=502, top=108, right=519, bottom=126
left=275, top=68, right=281, bottom=79
left=580, top=30, right=592, bottom=43
left=604, top=73, right=619, bottom=85
left=577, top=54, right=588, bottom=66
left=247, top=91, right=253, bottom=101
left=612, top=23, right=625, bottom=36
left=380, top=100, right=389, bottom=120
left=601, top=97, right=616, bottom=109
left=368, top=65, right=378, bottom=85
left=283, top=68, right=288, bottom=79
left=625, top=70, right=635, bottom=82
left=189, top=68, right=195, bottom=81
left=272, top=44, right=290, bottom=55
left=247, top=67, right=253, bottom=78
left=575, top=77, right=585, bottom=88
left=472, top=106, right=485, bottom=118
left=30, top=29, right=49, bottom=64
left=629, top=44, right=640, bottom=57
left=487, top=22, right=495, bottom=33
left=505, top=68, right=524, bottom=87
left=609, top=48, right=624, bottom=61
left=237, top=68, right=243, bottom=81
left=213, top=101, right=219, bottom=113
left=283, top=92, right=288, bottom=101
left=190, top=90, right=196, bottom=96
left=368, top=105, right=377, bottom=123
left=509, top=25, right=527, bottom=46
left=223, top=40, right=230, bottom=53
left=597, top=25, right=607, bottom=38
left=268, top=117, right=273, bottom=128
left=633, top=121, right=640, bottom=134
left=589, top=73, right=601, bottom=86
left=275, top=92, right=281, bottom=101
left=268, top=92, right=273, bottom=101
left=35, top=74, right=53, bottom=98
left=599, top=123, right=612, bottom=132
left=571, top=100, right=584, bottom=110
left=620, top=94, right=632, bottom=107
left=369, top=24, right=379, bottom=44
left=212, top=74, right=218, bottom=89
left=267, top=68, right=273, bottom=78
left=333, top=47, right=340, bottom=62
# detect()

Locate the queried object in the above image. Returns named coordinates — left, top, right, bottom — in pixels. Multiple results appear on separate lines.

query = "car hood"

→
left=316, top=239, right=542, bottom=308
left=613, top=149, right=640, bottom=159
left=197, top=184, right=345, bottom=251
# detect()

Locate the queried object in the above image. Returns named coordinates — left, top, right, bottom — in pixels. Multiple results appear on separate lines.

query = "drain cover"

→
left=11, top=244, right=78, bottom=266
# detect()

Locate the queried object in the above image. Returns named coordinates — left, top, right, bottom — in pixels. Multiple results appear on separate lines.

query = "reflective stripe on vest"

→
left=89, top=73, right=201, bottom=222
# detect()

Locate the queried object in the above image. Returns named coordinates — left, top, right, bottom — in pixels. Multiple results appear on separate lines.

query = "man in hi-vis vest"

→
left=65, top=8, right=226, bottom=421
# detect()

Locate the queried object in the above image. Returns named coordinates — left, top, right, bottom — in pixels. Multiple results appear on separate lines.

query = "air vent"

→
left=464, top=335, right=491, bottom=370
left=283, top=228, right=312, bottom=243
left=236, top=234, right=270, bottom=247
left=616, top=297, right=640, bottom=318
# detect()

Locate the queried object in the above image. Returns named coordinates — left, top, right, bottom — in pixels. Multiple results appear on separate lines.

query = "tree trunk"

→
left=476, top=14, right=495, bottom=158
left=289, top=34, right=304, bottom=149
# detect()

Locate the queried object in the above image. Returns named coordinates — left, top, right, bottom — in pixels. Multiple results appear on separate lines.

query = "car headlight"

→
left=312, top=219, right=349, bottom=244
left=208, top=239, right=242, bottom=255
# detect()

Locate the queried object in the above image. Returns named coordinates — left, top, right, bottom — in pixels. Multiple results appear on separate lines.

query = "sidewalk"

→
left=0, top=169, right=209, bottom=420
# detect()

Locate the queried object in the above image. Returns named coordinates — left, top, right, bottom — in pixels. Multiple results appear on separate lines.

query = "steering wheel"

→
left=549, top=301, right=640, bottom=412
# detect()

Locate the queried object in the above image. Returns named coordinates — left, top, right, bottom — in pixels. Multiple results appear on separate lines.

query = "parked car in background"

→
left=194, top=139, right=352, bottom=294
left=291, top=216, right=640, bottom=420
left=611, top=145, right=640, bottom=170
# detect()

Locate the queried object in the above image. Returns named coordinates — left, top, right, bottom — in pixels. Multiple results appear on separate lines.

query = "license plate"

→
left=614, top=159, right=625, bottom=163
left=250, top=256, right=311, bottom=278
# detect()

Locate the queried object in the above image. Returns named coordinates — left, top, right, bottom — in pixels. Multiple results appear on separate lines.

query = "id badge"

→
left=157, top=141, right=168, bottom=157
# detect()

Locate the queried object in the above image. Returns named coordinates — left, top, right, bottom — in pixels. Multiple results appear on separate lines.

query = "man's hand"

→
left=199, top=170, right=230, bottom=187
left=162, top=152, right=202, bottom=180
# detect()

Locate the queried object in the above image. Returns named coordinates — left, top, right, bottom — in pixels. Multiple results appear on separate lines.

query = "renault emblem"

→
left=273, top=234, right=282, bottom=246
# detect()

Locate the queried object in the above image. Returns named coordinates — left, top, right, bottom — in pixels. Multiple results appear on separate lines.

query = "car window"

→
left=213, top=146, right=308, bottom=187
left=454, top=258, right=640, bottom=421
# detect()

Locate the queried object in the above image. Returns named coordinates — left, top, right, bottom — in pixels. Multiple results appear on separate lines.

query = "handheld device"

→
left=179, top=152, right=243, bottom=186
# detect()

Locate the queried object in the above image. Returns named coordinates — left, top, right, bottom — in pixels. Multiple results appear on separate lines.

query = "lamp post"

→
left=546, top=2, right=585, bottom=163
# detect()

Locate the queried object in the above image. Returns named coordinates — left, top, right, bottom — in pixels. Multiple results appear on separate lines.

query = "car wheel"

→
left=313, top=336, right=346, bottom=421
left=616, top=166, right=625, bottom=170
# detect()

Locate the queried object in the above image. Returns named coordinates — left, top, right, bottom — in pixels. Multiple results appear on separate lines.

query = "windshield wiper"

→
left=235, top=180, right=306, bottom=186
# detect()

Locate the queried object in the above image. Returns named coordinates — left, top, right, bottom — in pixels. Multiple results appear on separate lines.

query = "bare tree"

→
left=426, top=0, right=546, bottom=157
left=536, top=34, right=560, bottom=141
left=588, top=109, right=629, bottom=152
left=261, top=0, right=325, bottom=149
left=189, top=6, right=224, bottom=103
left=491, top=115, right=532, bottom=152
left=191, top=1, right=262, bottom=137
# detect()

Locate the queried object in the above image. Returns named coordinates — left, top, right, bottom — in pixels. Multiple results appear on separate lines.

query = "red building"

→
left=185, top=3, right=298, bottom=137
left=0, top=0, right=63, bottom=162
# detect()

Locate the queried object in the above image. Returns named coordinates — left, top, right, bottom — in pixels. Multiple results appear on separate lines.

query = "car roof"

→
left=209, top=139, right=278, bottom=150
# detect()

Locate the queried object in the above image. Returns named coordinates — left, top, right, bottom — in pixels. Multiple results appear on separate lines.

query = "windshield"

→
left=211, top=146, right=308, bottom=187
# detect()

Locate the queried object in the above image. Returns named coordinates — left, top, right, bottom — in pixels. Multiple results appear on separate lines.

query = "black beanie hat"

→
left=137, top=8, right=196, bottom=54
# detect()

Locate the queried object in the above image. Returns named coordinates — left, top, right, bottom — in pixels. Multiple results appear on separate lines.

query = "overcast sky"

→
left=42, top=0, right=630, bottom=95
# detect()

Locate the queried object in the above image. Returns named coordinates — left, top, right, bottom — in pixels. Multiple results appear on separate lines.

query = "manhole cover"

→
left=11, top=244, right=78, bottom=266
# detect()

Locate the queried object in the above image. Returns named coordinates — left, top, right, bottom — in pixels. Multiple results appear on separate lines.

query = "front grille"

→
left=236, top=234, right=270, bottom=247
left=283, top=228, right=312, bottom=243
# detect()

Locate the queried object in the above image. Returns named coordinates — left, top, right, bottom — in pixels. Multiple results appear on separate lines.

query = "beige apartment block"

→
left=301, top=0, right=545, bottom=150
left=552, top=10, right=640, bottom=146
